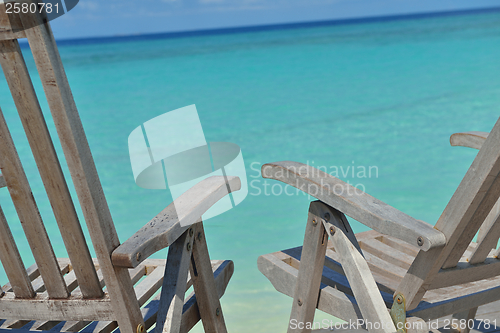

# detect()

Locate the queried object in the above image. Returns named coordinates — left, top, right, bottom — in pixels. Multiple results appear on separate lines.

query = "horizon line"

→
left=48, top=5, right=500, bottom=46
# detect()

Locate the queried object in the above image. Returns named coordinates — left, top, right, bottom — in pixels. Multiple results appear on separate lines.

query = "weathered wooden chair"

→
left=0, top=3, right=236, bottom=333
left=258, top=118, right=500, bottom=333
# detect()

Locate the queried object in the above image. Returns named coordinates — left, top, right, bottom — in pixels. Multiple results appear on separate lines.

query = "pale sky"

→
left=51, top=0, right=500, bottom=40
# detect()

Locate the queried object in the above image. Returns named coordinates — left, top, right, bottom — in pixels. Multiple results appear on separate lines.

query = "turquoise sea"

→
left=1, top=8, right=500, bottom=332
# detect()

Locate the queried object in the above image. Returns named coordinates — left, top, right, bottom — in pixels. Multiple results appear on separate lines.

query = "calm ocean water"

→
left=1, top=9, right=500, bottom=332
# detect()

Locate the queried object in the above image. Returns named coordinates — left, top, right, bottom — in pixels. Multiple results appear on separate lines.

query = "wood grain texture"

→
left=112, top=176, right=241, bottom=268
left=0, top=38, right=102, bottom=299
left=35, top=261, right=154, bottom=333
left=189, top=222, right=228, bottom=333
left=443, top=174, right=500, bottom=268
left=0, top=107, right=68, bottom=299
left=451, top=130, right=500, bottom=262
left=429, top=257, right=500, bottom=290
left=139, top=260, right=234, bottom=333
left=0, top=2, right=26, bottom=41
left=155, top=229, right=194, bottom=333
left=452, top=307, right=478, bottom=333
left=258, top=252, right=363, bottom=322
left=80, top=263, right=166, bottom=333
left=0, top=292, right=114, bottom=321
left=0, top=204, right=34, bottom=298
left=330, top=226, right=395, bottom=333
left=476, top=198, right=500, bottom=255
left=0, top=4, right=236, bottom=332
left=399, top=117, right=500, bottom=309
left=287, top=202, right=328, bottom=333
left=450, top=131, right=488, bottom=150
left=469, top=199, right=500, bottom=264
left=359, top=238, right=412, bottom=270
left=261, top=161, right=445, bottom=251
left=19, top=8, right=143, bottom=332
left=408, top=282, right=500, bottom=321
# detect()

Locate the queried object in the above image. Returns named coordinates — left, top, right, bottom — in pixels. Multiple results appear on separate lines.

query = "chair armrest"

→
left=450, top=131, right=488, bottom=150
left=112, top=176, right=241, bottom=268
left=262, top=161, right=446, bottom=251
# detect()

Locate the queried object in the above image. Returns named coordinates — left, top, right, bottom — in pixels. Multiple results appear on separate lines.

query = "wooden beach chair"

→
left=0, top=3, right=235, bottom=333
left=258, top=118, right=500, bottom=333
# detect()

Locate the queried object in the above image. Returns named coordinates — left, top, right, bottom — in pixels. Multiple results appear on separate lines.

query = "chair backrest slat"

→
left=432, top=117, right=500, bottom=268
left=18, top=9, right=143, bottom=329
left=399, top=117, right=500, bottom=308
left=468, top=200, right=500, bottom=264
left=0, top=38, right=102, bottom=299
left=441, top=173, right=500, bottom=268
left=0, top=204, right=35, bottom=298
left=0, top=108, right=68, bottom=299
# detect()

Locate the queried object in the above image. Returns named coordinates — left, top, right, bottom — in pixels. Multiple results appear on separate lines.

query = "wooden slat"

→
left=138, top=260, right=233, bottom=333
left=0, top=292, right=114, bottom=321
left=452, top=307, right=478, bottom=333
left=287, top=201, right=328, bottom=333
left=429, top=257, right=500, bottom=290
left=261, top=161, right=446, bottom=251
left=55, top=264, right=149, bottom=333
left=0, top=2, right=26, bottom=41
left=19, top=9, right=143, bottom=332
left=409, top=282, right=500, bottom=321
left=135, top=265, right=164, bottom=307
left=450, top=131, right=488, bottom=150
left=112, top=176, right=241, bottom=268
left=28, top=270, right=84, bottom=331
left=450, top=131, right=500, bottom=263
left=0, top=174, right=6, bottom=188
left=0, top=260, right=40, bottom=328
left=329, top=220, right=395, bottom=333
left=0, top=204, right=34, bottom=298
left=324, top=248, right=398, bottom=294
left=258, top=252, right=363, bottom=322
left=156, top=228, right=194, bottom=333
left=179, top=260, right=233, bottom=333
left=326, top=219, right=406, bottom=291
left=84, top=264, right=165, bottom=333
left=0, top=38, right=102, bottom=299
left=1, top=262, right=71, bottom=330
left=398, top=117, right=500, bottom=309
left=0, top=107, right=68, bottom=299
left=359, top=238, right=413, bottom=270
left=477, top=197, right=500, bottom=251
left=363, top=250, right=406, bottom=281
left=443, top=173, right=500, bottom=268
left=189, top=222, right=227, bottom=333
left=373, top=234, right=420, bottom=257
left=469, top=200, right=500, bottom=264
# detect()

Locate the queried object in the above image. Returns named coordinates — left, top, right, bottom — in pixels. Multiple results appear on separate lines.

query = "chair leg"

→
left=326, top=213, right=395, bottom=333
left=189, top=222, right=228, bottom=333
left=288, top=201, right=329, bottom=333
left=451, top=307, right=477, bottom=333
left=156, top=228, right=195, bottom=333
